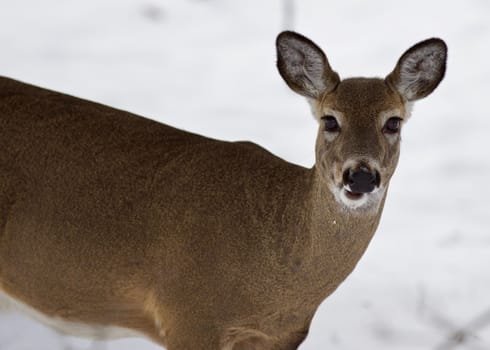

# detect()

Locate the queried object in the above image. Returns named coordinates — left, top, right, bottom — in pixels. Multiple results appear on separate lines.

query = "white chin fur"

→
left=331, top=185, right=384, bottom=211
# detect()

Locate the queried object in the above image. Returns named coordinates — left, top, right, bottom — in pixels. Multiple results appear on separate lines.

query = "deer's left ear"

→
left=386, top=38, right=447, bottom=101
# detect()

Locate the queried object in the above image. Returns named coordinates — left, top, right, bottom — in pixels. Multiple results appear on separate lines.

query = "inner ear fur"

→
left=386, top=38, right=447, bottom=101
left=276, top=31, right=340, bottom=99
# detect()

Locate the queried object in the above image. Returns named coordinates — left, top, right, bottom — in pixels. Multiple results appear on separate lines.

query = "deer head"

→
left=276, top=31, right=447, bottom=211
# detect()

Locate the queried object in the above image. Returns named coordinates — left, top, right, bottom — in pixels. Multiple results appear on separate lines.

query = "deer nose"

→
left=343, top=165, right=380, bottom=193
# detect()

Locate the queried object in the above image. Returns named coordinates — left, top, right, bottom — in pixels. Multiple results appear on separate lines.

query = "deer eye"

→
left=321, top=115, right=340, bottom=132
left=383, top=117, right=402, bottom=134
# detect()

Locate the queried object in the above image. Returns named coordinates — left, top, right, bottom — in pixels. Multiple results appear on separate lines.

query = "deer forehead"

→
left=318, top=78, right=406, bottom=123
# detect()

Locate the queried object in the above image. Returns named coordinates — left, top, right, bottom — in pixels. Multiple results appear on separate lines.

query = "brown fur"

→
left=0, top=31, right=446, bottom=349
left=313, top=78, right=407, bottom=192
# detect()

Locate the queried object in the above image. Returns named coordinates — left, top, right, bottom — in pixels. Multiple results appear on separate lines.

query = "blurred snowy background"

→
left=0, top=0, right=489, bottom=349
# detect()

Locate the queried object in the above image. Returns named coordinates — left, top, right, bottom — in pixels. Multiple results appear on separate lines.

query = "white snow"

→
left=1, top=0, right=489, bottom=349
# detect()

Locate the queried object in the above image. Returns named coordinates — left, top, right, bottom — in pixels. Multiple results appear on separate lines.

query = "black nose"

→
left=343, top=166, right=380, bottom=193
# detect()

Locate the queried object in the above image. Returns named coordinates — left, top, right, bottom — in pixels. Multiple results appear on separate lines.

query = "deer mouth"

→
left=333, top=184, right=384, bottom=211
left=343, top=188, right=364, bottom=200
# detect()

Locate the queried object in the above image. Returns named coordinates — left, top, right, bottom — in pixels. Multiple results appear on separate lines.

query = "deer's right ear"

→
left=276, top=31, right=340, bottom=99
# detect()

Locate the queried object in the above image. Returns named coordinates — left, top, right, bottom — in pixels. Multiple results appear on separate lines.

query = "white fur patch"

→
left=329, top=184, right=385, bottom=212
left=405, top=101, right=414, bottom=119
left=0, top=288, right=142, bottom=340
left=324, top=130, right=339, bottom=142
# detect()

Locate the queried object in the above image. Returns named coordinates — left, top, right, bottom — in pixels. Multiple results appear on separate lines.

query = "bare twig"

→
left=434, top=308, right=490, bottom=350
left=282, top=0, right=295, bottom=30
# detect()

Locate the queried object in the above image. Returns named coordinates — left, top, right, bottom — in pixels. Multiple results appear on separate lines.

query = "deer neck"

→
left=275, top=165, right=386, bottom=299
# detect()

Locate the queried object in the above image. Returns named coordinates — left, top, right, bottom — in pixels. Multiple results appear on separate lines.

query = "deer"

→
left=0, top=31, right=446, bottom=349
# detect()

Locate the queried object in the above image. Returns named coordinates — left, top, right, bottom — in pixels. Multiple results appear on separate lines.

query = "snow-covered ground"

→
left=0, top=0, right=489, bottom=349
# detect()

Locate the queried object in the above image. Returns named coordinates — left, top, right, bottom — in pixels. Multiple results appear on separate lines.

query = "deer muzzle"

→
left=342, top=164, right=381, bottom=195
